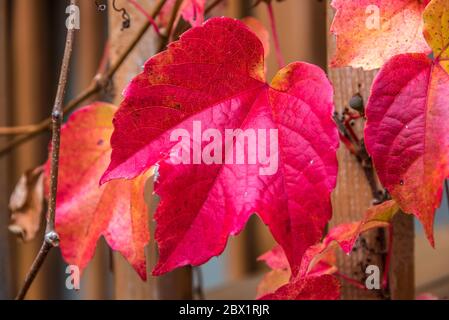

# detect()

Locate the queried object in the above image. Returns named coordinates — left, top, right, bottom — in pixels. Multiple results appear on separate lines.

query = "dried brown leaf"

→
left=9, top=166, right=45, bottom=241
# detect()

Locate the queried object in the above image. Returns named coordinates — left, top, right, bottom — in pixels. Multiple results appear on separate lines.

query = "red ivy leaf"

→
left=365, top=56, right=449, bottom=245
left=299, top=200, right=399, bottom=276
left=256, top=268, right=291, bottom=299
left=258, top=244, right=289, bottom=270
left=101, top=17, right=339, bottom=276
left=365, top=0, right=449, bottom=245
left=330, top=0, right=430, bottom=70
left=260, top=275, right=341, bottom=300
left=45, top=103, right=151, bottom=280
left=257, top=245, right=336, bottom=299
left=257, top=200, right=398, bottom=299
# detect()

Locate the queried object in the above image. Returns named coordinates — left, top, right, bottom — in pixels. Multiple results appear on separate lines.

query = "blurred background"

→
left=0, top=0, right=448, bottom=300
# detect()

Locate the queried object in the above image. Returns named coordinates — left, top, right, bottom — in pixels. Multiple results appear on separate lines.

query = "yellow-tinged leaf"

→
left=424, top=0, right=449, bottom=73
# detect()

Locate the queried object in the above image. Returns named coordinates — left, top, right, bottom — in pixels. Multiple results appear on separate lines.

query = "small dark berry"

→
left=349, top=93, right=365, bottom=114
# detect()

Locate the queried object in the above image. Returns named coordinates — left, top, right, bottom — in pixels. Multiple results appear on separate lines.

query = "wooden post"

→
left=11, top=0, right=53, bottom=299
left=0, top=0, right=13, bottom=300
left=109, top=0, right=192, bottom=299
left=326, top=0, right=414, bottom=299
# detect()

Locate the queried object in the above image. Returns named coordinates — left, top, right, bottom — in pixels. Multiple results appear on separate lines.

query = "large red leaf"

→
left=365, top=0, right=449, bottom=246
left=330, top=0, right=430, bottom=70
left=101, top=17, right=339, bottom=276
left=365, top=53, right=449, bottom=245
left=45, top=103, right=150, bottom=280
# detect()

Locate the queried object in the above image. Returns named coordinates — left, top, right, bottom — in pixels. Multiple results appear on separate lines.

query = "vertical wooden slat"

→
left=389, top=214, right=414, bottom=299
left=109, top=0, right=192, bottom=299
left=0, top=0, right=13, bottom=300
left=11, top=0, right=52, bottom=299
left=326, top=0, right=414, bottom=299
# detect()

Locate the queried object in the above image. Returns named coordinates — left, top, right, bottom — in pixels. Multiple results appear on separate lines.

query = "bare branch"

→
left=15, top=241, right=52, bottom=300
left=15, top=0, right=77, bottom=300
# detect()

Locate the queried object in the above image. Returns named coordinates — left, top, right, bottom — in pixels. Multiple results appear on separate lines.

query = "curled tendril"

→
left=112, top=0, right=131, bottom=30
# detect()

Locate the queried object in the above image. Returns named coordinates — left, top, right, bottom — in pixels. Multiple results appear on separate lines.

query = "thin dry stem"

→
left=15, top=0, right=76, bottom=300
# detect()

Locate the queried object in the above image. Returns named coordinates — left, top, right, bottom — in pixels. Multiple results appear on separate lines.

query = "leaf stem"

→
left=333, top=112, right=381, bottom=200
left=15, top=0, right=77, bottom=299
left=158, top=0, right=183, bottom=51
left=128, top=0, right=161, bottom=36
left=266, top=2, right=285, bottom=69
left=435, top=42, right=449, bottom=61
left=334, top=271, right=367, bottom=290
left=0, top=0, right=168, bottom=155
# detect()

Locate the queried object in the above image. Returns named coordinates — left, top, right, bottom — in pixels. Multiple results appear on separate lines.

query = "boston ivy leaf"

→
left=423, top=0, right=449, bottom=73
left=256, top=268, right=291, bottom=299
left=330, top=0, right=430, bottom=70
left=365, top=1, right=449, bottom=245
left=100, top=17, right=339, bottom=276
left=256, top=200, right=398, bottom=299
left=299, top=200, right=399, bottom=276
left=257, top=245, right=336, bottom=299
left=46, top=103, right=151, bottom=280
left=365, top=54, right=449, bottom=245
left=257, top=246, right=291, bottom=298
left=260, top=275, right=341, bottom=300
